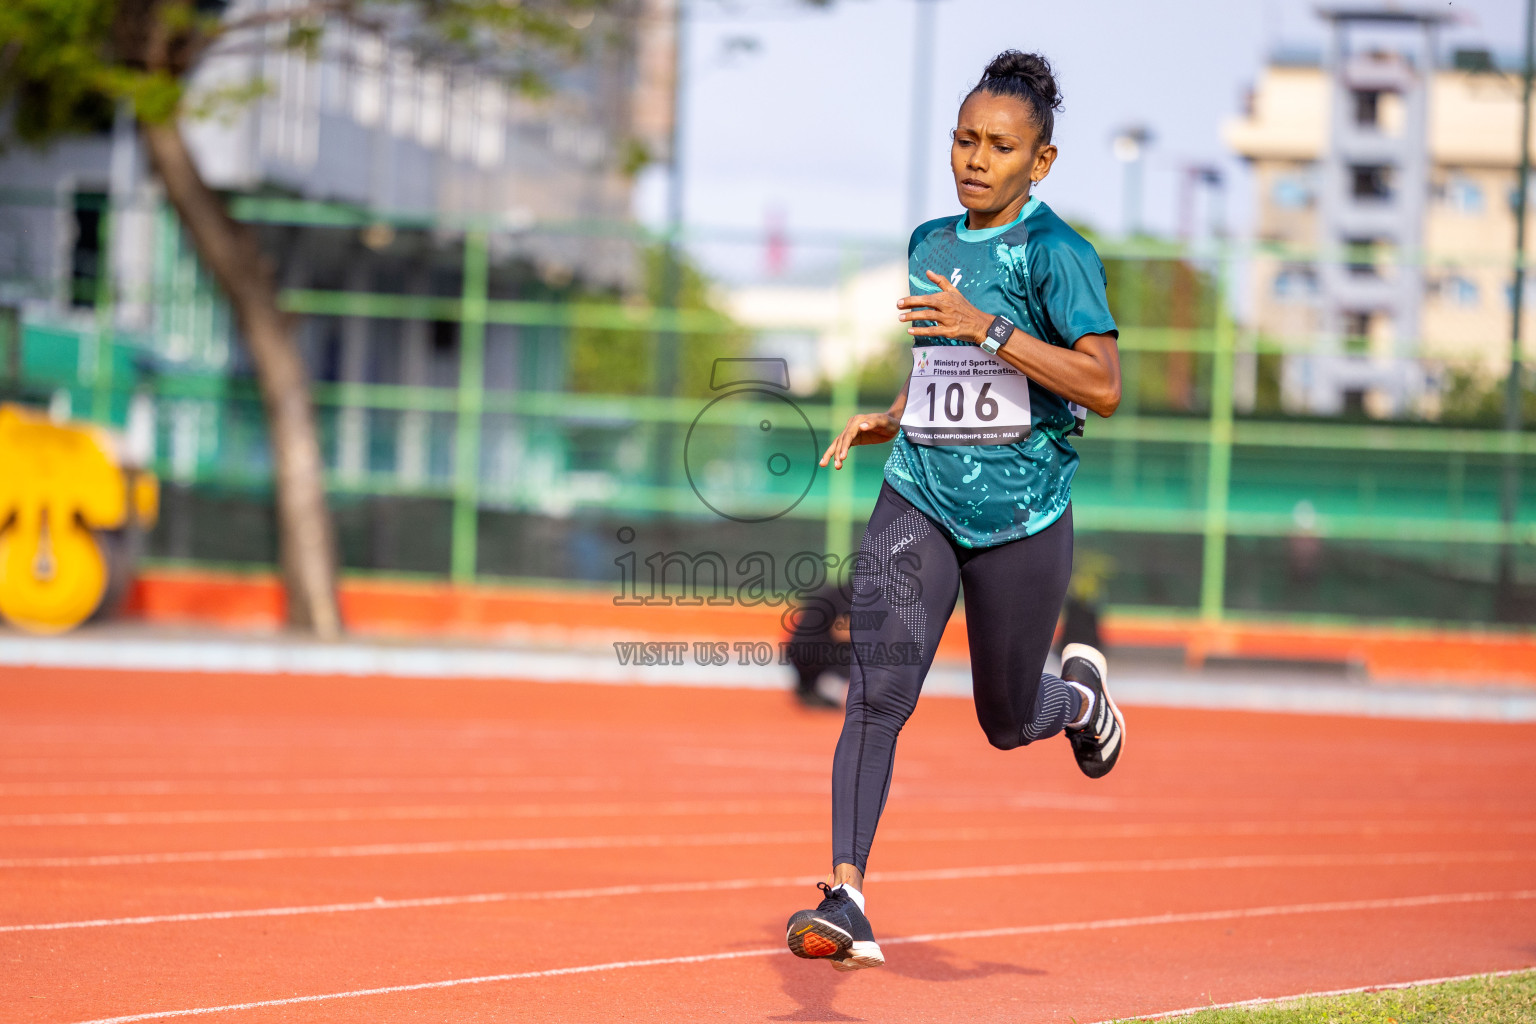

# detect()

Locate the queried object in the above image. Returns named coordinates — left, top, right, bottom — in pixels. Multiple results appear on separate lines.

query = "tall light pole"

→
left=654, top=0, right=690, bottom=491
left=666, top=0, right=689, bottom=244
left=1112, top=125, right=1153, bottom=238
left=1178, top=165, right=1225, bottom=242
left=905, top=0, right=938, bottom=230
left=1497, top=0, right=1535, bottom=616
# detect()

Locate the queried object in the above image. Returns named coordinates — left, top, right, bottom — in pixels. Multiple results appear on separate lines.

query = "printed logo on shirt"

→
left=950, top=268, right=963, bottom=286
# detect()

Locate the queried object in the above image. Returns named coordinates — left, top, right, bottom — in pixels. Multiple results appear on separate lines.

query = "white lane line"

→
left=7, top=819, right=1536, bottom=869
left=0, top=830, right=827, bottom=868
left=0, top=792, right=1126, bottom=827
left=0, top=778, right=626, bottom=797
left=0, top=799, right=824, bottom=828
left=7, top=850, right=1527, bottom=933
left=1092, top=966, right=1536, bottom=1022
left=63, top=890, right=1536, bottom=1024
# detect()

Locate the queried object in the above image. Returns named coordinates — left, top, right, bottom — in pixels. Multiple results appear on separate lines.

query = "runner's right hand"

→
left=820, top=412, right=900, bottom=470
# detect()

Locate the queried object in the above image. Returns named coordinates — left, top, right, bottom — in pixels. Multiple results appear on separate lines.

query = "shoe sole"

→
left=785, top=911, right=853, bottom=960
left=828, top=940, right=886, bottom=971
left=1061, top=643, right=1125, bottom=779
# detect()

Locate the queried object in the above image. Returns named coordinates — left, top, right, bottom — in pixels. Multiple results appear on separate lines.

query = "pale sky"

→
left=634, top=0, right=1524, bottom=281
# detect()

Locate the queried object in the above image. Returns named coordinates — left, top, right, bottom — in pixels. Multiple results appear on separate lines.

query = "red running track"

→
left=1, top=667, right=1533, bottom=1023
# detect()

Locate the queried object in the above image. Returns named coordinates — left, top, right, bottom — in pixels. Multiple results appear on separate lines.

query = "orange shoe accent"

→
left=801, top=933, right=838, bottom=957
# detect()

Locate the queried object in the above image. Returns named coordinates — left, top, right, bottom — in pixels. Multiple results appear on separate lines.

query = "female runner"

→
left=785, top=50, right=1126, bottom=971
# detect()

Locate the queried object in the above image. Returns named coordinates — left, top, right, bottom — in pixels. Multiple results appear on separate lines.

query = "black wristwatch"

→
left=979, top=314, right=1014, bottom=355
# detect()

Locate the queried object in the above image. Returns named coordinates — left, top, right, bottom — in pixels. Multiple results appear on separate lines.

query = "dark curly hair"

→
left=967, top=50, right=1064, bottom=146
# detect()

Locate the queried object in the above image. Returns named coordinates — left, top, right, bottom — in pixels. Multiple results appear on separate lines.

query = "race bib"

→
left=900, top=345, right=1032, bottom=446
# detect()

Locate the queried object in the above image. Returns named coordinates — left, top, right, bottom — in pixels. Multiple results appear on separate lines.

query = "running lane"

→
left=0, top=666, right=1532, bottom=1023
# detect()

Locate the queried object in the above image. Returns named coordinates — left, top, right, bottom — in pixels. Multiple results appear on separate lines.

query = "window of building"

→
left=448, top=73, right=476, bottom=162
left=1271, top=175, right=1313, bottom=209
left=389, top=58, right=418, bottom=138
left=1273, top=265, right=1318, bottom=302
left=321, top=25, right=350, bottom=113
left=1345, top=238, right=1384, bottom=277
left=476, top=81, right=505, bottom=168
left=1432, top=273, right=1480, bottom=308
left=1351, top=166, right=1392, bottom=201
left=69, top=192, right=108, bottom=309
left=1352, top=90, right=1380, bottom=128
left=419, top=69, right=445, bottom=148
left=1506, top=279, right=1536, bottom=311
left=1453, top=48, right=1495, bottom=72
left=1343, top=311, right=1372, bottom=348
left=1440, top=174, right=1484, bottom=215
left=352, top=34, right=384, bottom=127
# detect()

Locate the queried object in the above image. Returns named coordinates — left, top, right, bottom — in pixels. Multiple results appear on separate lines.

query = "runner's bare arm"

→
left=897, top=269, right=1122, bottom=417
left=818, top=371, right=912, bottom=471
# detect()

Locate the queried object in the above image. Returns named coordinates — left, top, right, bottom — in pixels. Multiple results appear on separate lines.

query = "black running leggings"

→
left=832, top=483, right=1079, bottom=873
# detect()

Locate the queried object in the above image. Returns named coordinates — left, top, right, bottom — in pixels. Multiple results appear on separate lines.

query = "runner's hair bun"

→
left=971, top=50, right=1062, bottom=145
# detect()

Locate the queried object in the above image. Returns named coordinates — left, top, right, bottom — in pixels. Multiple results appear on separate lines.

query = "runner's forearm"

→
left=994, top=330, right=1121, bottom=416
left=887, top=371, right=913, bottom=419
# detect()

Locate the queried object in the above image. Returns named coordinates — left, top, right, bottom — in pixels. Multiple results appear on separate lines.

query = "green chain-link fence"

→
left=2, top=191, right=1533, bottom=625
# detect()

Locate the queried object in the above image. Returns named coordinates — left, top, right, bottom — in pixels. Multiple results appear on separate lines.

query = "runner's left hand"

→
left=897, top=270, right=993, bottom=345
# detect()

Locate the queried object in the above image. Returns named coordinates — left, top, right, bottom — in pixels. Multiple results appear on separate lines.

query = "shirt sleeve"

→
left=1032, top=237, right=1118, bottom=346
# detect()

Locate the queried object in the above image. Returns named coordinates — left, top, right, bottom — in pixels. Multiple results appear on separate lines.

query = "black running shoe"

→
left=1062, top=643, right=1125, bottom=779
left=785, top=883, right=885, bottom=971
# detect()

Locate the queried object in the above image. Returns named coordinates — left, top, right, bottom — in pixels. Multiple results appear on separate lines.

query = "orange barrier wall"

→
left=122, top=569, right=1536, bottom=686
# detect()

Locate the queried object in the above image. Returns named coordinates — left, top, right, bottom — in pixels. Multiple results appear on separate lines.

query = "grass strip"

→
left=1115, top=970, right=1536, bottom=1024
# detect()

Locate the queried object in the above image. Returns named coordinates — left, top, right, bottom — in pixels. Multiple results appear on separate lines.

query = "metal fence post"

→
left=451, top=228, right=489, bottom=584
left=91, top=200, right=115, bottom=424
left=1199, top=245, right=1236, bottom=621
left=824, top=245, right=861, bottom=559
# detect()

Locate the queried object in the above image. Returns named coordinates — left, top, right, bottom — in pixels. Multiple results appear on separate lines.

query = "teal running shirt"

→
left=883, top=197, right=1117, bottom=549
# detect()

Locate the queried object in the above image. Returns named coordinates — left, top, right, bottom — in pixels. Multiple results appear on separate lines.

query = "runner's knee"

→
left=853, top=671, right=920, bottom=728
left=982, top=724, right=1026, bottom=750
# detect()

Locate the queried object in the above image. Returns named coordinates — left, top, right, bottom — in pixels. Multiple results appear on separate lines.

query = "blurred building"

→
left=0, top=0, right=678, bottom=508
left=1225, top=8, right=1534, bottom=417
left=2, top=0, right=676, bottom=312
left=726, top=260, right=907, bottom=393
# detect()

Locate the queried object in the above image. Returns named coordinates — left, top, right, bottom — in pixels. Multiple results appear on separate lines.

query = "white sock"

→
left=1066, top=680, right=1096, bottom=729
left=834, top=883, right=865, bottom=913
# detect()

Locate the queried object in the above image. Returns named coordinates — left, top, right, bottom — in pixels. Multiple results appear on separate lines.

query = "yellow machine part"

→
left=0, top=403, right=146, bottom=634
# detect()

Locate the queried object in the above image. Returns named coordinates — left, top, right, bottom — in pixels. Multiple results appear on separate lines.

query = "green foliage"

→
left=566, top=244, right=750, bottom=398
left=0, top=0, right=125, bottom=139
left=1114, top=970, right=1536, bottom=1024
left=1103, top=254, right=1219, bottom=414
left=618, top=137, right=652, bottom=179
left=853, top=336, right=911, bottom=404
left=0, top=0, right=618, bottom=141
left=1103, top=254, right=1217, bottom=332
left=1439, top=368, right=1536, bottom=429
left=184, top=77, right=272, bottom=124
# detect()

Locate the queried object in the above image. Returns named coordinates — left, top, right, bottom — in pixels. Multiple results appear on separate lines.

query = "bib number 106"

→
left=900, top=346, right=1031, bottom=445
left=924, top=381, right=999, bottom=422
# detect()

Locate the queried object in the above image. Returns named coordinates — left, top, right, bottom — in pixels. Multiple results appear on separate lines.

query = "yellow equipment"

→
left=0, top=403, right=159, bottom=634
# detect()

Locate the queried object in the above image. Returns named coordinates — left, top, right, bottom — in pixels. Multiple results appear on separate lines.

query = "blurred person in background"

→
left=1055, top=550, right=1112, bottom=655
left=785, top=583, right=854, bottom=710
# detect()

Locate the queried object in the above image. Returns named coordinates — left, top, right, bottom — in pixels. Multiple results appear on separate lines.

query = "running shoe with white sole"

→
left=1062, top=643, right=1125, bottom=779
left=785, top=883, right=885, bottom=971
